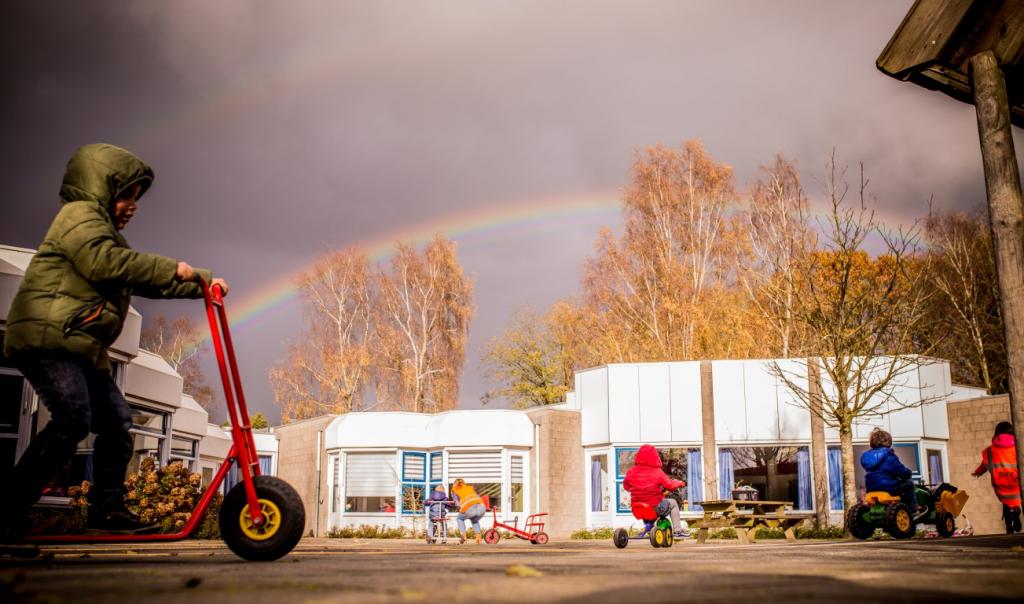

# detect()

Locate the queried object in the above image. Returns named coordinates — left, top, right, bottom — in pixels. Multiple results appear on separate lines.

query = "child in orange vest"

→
left=972, top=421, right=1021, bottom=534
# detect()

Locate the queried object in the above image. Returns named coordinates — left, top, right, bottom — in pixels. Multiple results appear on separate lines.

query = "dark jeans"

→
left=1003, top=505, right=1022, bottom=534
left=895, top=480, right=917, bottom=512
left=4, top=354, right=133, bottom=524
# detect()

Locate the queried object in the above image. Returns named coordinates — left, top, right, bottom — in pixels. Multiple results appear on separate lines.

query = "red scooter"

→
left=28, top=278, right=305, bottom=561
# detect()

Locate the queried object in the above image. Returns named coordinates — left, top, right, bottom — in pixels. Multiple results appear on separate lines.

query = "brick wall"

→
left=274, top=415, right=336, bottom=537
left=527, top=408, right=585, bottom=538
left=946, top=395, right=1012, bottom=535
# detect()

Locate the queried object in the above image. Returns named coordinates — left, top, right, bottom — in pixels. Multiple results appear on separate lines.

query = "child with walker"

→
left=425, top=485, right=452, bottom=544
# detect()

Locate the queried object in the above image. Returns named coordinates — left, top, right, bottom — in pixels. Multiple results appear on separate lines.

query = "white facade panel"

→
left=669, top=362, right=703, bottom=442
left=579, top=368, right=610, bottom=446
left=887, top=366, right=924, bottom=439
left=773, top=359, right=812, bottom=440
left=124, top=350, right=184, bottom=408
left=608, top=365, right=641, bottom=443
left=712, top=360, right=747, bottom=441
left=638, top=364, right=671, bottom=442
left=743, top=360, right=780, bottom=441
left=921, top=363, right=951, bottom=439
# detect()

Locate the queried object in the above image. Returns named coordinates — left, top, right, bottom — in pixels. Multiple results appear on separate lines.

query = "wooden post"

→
left=700, top=361, right=719, bottom=502
left=969, top=50, right=1024, bottom=501
left=808, top=358, right=831, bottom=526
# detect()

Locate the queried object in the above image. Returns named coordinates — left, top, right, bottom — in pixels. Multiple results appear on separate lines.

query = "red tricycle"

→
left=482, top=507, right=549, bottom=545
left=28, top=278, right=306, bottom=561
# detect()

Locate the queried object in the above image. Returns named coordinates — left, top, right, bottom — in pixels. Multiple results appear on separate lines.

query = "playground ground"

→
left=2, top=533, right=1023, bottom=603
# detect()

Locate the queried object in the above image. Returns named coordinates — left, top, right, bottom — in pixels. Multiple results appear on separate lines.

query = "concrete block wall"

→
left=528, top=408, right=585, bottom=538
left=946, top=395, right=1012, bottom=535
left=274, top=415, right=336, bottom=537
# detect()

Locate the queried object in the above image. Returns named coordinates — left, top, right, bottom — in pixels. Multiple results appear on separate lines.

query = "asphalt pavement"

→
left=2, top=533, right=1023, bottom=603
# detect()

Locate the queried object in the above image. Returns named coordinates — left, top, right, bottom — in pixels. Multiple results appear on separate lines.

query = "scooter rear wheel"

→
left=220, top=476, right=305, bottom=561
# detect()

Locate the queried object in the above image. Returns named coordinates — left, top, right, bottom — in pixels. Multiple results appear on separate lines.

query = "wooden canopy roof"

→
left=877, top=0, right=1024, bottom=127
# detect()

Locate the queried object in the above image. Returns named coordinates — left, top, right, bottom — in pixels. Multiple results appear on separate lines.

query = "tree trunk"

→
left=839, top=424, right=857, bottom=531
left=700, top=361, right=719, bottom=501
left=808, top=358, right=831, bottom=526
left=970, top=50, right=1024, bottom=502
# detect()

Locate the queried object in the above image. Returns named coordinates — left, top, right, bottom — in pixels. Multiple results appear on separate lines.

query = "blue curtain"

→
left=591, top=459, right=603, bottom=512
left=718, top=450, right=734, bottom=500
left=259, top=455, right=273, bottom=476
left=827, top=447, right=844, bottom=510
left=797, top=448, right=812, bottom=510
left=928, top=452, right=944, bottom=484
left=687, top=450, right=703, bottom=511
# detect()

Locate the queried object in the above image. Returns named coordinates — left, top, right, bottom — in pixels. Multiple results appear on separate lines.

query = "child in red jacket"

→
left=623, top=444, right=689, bottom=536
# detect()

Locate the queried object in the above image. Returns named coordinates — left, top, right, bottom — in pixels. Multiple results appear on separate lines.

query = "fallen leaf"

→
left=400, top=588, right=426, bottom=600
left=506, top=564, right=544, bottom=578
left=185, top=577, right=202, bottom=589
left=1010, top=546, right=1024, bottom=553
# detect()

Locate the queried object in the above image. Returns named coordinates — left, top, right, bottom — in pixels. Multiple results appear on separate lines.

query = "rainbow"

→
left=203, top=191, right=622, bottom=344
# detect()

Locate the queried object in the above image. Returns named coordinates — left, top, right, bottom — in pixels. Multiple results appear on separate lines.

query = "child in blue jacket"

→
left=425, top=485, right=450, bottom=542
left=860, top=428, right=917, bottom=513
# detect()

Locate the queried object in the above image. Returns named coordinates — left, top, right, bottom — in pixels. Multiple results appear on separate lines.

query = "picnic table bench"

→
left=691, top=500, right=815, bottom=545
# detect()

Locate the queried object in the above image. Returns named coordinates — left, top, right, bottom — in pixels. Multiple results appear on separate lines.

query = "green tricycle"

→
left=846, top=482, right=969, bottom=540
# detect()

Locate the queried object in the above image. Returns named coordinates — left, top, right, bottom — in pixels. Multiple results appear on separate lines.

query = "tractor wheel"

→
left=483, top=529, right=500, bottom=544
left=531, top=532, right=549, bottom=545
left=884, top=502, right=916, bottom=540
left=220, top=476, right=305, bottom=561
left=846, top=504, right=875, bottom=540
left=613, top=528, right=629, bottom=549
left=936, top=511, right=956, bottom=538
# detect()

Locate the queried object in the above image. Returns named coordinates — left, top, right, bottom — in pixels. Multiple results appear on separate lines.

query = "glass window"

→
left=344, top=452, right=398, bottom=513
left=510, top=455, right=524, bottom=513
left=130, top=407, right=166, bottom=434
left=170, top=436, right=198, bottom=471
left=852, top=443, right=920, bottom=498
left=400, top=452, right=427, bottom=515
left=720, top=446, right=812, bottom=510
left=0, top=371, right=23, bottom=434
left=474, top=483, right=502, bottom=511
left=615, top=446, right=701, bottom=513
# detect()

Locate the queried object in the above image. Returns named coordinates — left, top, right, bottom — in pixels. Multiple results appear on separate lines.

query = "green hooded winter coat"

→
left=3, top=143, right=212, bottom=370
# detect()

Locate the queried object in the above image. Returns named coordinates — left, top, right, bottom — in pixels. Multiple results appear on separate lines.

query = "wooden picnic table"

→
left=692, top=500, right=814, bottom=545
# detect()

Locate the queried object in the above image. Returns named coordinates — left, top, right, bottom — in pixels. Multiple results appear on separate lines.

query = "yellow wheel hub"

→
left=655, top=530, right=665, bottom=545
left=239, top=498, right=282, bottom=541
left=896, top=510, right=911, bottom=532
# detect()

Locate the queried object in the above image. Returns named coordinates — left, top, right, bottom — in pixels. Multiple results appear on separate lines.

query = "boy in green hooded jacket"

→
left=2, top=143, right=227, bottom=540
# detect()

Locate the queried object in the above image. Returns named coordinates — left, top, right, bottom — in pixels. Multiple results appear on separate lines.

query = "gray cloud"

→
left=2, top=1, right=1022, bottom=421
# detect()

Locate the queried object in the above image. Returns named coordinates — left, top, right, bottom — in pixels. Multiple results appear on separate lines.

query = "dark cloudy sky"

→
left=2, top=1, right=1022, bottom=423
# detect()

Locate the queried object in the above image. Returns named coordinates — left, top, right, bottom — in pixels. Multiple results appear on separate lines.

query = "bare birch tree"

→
left=375, top=236, right=473, bottom=412
left=583, top=141, right=736, bottom=360
left=739, top=155, right=815, bottom=357
left=923, top=207, right=1007, bottom=393
left=141, top=315, right=215, bottom=413
left=765, top=156, right=943, bottom=515
left=269, top=248, right=372, bottom=421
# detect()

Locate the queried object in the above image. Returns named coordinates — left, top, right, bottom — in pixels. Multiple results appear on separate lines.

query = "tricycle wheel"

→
left=613, top=528, right=629, bottom=549
left=664, top=530, right=674, bottom=547
left=846, top=504, right=875, bottom=540
left=936, top=511, right=956, bottom=538
left=483, top=529, right=500, bottom=544
left=884, top=502, right=916, bottom=540
left=531, top=532, right=549, bottom=545
left=650, top=527, right=667, bottom=548
left=220, top=476, right=305, bottom=561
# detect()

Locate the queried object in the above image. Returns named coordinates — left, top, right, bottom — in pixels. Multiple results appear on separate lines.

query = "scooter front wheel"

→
left=220, top=476, right=306, bottom=561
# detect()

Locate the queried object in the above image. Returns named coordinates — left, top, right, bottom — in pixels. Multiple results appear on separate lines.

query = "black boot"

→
left=87, top=503, right=159, bottom=534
